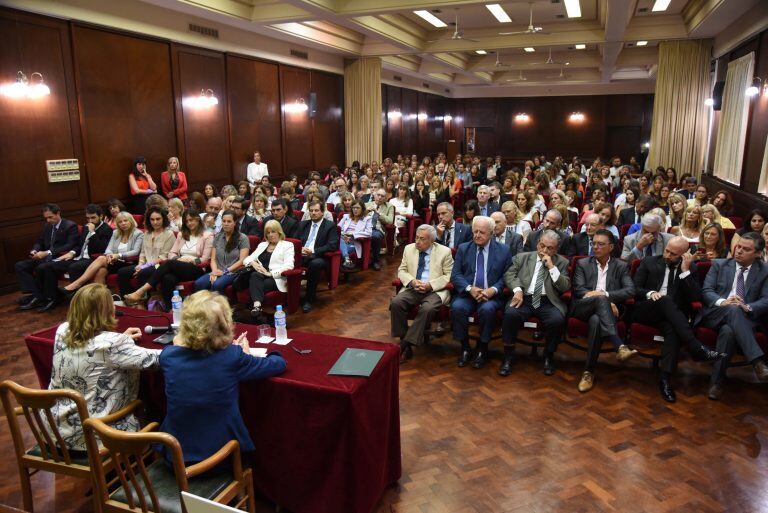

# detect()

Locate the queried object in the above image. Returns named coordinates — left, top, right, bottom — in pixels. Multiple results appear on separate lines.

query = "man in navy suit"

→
left=16, top=203, right=78, bottom=308
left=450, top=216, right=513, bottom=369
left=475, top=185, right=499, bottom=217
left=435, top=202, right=471, bottom=250
left=295, top=200, right=339, bottom=313
left=231, top=196, right=259, bottom=236
left=256, top=199, right=297, bottom=239
left=490, top=212, right=524, bottom=258
left=696, top=232, right=768, bottom=399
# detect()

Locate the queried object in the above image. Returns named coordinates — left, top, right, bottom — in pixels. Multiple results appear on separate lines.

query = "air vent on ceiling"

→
left=393, top=75, right=403, bottom=82
left=638, top=7, right=649, bottom=12
left=290, top=49, right=309, bottom=60
left=422, top=83, right=430, bottom=88
left=188, top=23, right=219, bottom=39
left=431, top=9, right=442, bottom=13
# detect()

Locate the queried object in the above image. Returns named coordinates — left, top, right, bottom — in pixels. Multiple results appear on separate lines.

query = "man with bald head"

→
left=570, top=213, right=603, bottom=256
left=632, top=236, right=725, bottom=402
left=490, top=211, right=524, bottom=257
left=523, top=209, right=571, bottom=255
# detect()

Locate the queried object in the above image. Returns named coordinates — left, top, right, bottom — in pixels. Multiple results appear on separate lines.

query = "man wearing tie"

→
left=475, top=185, right=499, bottom=217
left=450, top=216, right=512, bottom=369
left=572, top=230, right=636, bottom=392
left=696, top=232, right=768, bottom=399
left=435, top=202, right=471, bottom=250
left=501, top=231, right=571, bottom=376
left=295, top=201, right=339, bottom=313
left=570, top=213, right=602, bottom=257
left=632, top=236, right=725, bottom=402
left=490, top=212, right=524, bottom=258
left=391, top=225, right=454, bottom=363
left=16, top=203, right=79, bottom=309
left=621, top=213, right=673, bottom=263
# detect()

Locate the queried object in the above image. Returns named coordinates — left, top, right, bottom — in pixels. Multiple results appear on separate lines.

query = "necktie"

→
left=645, top=244, right=653, bottom=257
left=50, top=226, right=57, bottom=249
left=666, top=263, right=678, bottom=296
left=474, top=247, right=486, bottom=289
left=736, top=266, right=746, bottom=298
left=307, top=223, right=318, bottom=247
left=416, top=251, right=427, bottom=281
left=445, top=228, right=451, bottom=248
left=588, top=237, right=593, bottom=256
left=532, top=260, right=547, bottom=308
left=481, top=205, right=487, bottom=216
left=497, top=235, right=504, bottom=244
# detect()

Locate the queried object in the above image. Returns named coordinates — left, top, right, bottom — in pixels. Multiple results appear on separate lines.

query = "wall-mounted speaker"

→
left=712, top=81, right=725, bottom=111
left=308, top=92, right=317, bottom=118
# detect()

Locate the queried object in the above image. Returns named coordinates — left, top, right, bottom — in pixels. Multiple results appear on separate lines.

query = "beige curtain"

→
left=647, top=40, right=711, bottom=178
left=713, top=52, right=755, bottom=185
left=759, top=132, right=768, bottom=195
left=344, top=58, right=382, bottom=166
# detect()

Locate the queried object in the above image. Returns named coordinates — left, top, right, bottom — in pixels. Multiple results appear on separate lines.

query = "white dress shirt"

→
left=246, top=162, right=269, bottom=185
left=647, top=264, right=691, bottom=298
left=715, top=263, right=753, bottom=306
left=595, top=258, right=610, bottom=295
left=514, top=256, right=561, bottom=295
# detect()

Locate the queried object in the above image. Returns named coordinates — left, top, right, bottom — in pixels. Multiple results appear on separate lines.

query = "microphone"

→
left=144, top=325, right=173, bottom=334
left=116, top=308, right=175, bottom=345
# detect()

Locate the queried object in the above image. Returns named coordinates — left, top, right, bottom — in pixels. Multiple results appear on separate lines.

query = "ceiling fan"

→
left=504, top=70, right=528, bottom=82
left=493, top=51, right=512, bottom=69
left=545, top=67, right=569, bottom=80
left=499, top=3, right=549, bottom=36
left=530, top=47, right=570, bottom=66
left=426, top=10, right=479, bottom=43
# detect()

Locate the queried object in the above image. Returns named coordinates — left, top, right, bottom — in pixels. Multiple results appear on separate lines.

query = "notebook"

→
left=181, top=492, right=241, bottom=513
left=328, top=348, right=384, bottom=377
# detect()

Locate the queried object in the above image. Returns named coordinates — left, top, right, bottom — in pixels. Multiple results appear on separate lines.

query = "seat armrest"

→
left=94, top=400, right=143, bottom=424
left=185, top=440, right=239, bottom=478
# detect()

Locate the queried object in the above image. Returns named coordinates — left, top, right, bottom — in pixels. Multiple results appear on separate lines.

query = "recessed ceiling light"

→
left=524, top=47, right=535, bottom=53
left=564, top=0, right=582, bottom=18
left=575, top=44, right=586, bottom=50
left=476, top=50, right=488, bottom=55
left=486, top=4, right=512, bottom=23
left=414, top=10, right=447, bottom=28
left=636, top=40, right=648, bottom=46
left=651, top=0, right=671, bottom=12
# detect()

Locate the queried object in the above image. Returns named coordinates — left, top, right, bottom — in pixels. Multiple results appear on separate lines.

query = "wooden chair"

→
left=0, top=380, right=140, bottom=513
left=83, top=417, right=256, bottom=513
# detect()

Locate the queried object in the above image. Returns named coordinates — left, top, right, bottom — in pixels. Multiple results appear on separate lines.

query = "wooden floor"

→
left=1, top=254, right=767, bottom=513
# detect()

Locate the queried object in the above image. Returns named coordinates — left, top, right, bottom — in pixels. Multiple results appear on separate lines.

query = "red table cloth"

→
left=24, top=307, right=401, bottom=513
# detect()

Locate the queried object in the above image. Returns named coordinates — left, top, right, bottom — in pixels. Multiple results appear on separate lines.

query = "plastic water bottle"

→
left=274, top=305, right=287, bottom=342
left=171, top=290, right=183, bottom=325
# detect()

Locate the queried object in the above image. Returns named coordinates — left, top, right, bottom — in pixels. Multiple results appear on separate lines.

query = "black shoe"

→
left=498, top=357, right=514, bottom=376
left=658, top=379, right=676, bottom=403
left=16, top=294, right=34, bottom=305
left=691, top=346, right=726, bottom=362
left=372, top=262, right=381, bottom=271
left=20, top=297, right=43, bottom=310
left=471, top=350, right=487, bottom=369
left=457, top=349, right=471, bottom=367
left=543, top=354, right=555, bottom=376
left=708, top=383, right=723, bottom=401
left=302, top=302, right=312, bottom=313
left=58, top=287, right=76, bottom=302
left=342, top=258, right=356, bottom=270
left=399, top=343, right=413, bottom=364
left=36, top=299, right=58, bottom=312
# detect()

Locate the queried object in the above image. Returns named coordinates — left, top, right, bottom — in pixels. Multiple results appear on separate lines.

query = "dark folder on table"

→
left=328, top=348, right=384, bottom=377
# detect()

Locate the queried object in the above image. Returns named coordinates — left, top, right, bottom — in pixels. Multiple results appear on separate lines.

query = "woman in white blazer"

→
left=242, top=219, right=295, bottom=316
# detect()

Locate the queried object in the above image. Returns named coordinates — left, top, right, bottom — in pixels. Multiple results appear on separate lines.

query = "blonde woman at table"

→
left=47, top=284, right=161, bottom=452
left=158, top=290, right=286, bottom=465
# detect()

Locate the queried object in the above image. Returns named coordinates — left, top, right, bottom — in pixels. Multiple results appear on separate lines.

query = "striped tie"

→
left=532, top=261, right=547, bottom=308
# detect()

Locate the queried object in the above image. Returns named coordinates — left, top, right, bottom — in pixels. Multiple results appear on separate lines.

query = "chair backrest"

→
left=132, top=214, right=145, bottom=226
left=247, top=235, right=260, bottom=252
left=729, top=216, right=743, bottom=229
left=293, top=209, right=303, bottom=221
left=695, top=260, right=712, bottom=287
left=619, top=224, right=632, bottom=239
left=285, top=237, right=302, bottom=268
left=83, top=417, right=188, bottom=513
left=630, top=258, right=642, bottom=277
left=723, top=228, right=736, bottom=246
left=0, top=380, right=89, bottom=467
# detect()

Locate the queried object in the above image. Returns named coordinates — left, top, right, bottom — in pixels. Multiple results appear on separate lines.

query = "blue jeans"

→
left=194, top=271, right=238, bottom=293
left=339, top=238, right=356, bottom=259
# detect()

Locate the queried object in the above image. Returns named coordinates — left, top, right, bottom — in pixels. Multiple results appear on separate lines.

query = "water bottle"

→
left=171, top=290, right=183, bottom=325
left=274, top=305, right=287, bottom=342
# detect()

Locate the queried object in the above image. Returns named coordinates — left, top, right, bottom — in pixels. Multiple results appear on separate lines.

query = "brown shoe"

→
left=578, top=371, right=595, bottom=393
left=399, top=343, right=413, bottom=364
left=707, top=383, right=723, bottom=401
left=753, top=360, right=768, bottom=382
left=616, top=344, right=638, bottom=363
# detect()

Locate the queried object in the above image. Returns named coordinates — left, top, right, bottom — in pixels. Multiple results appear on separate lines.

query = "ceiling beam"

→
left=600, top=0, right=633, bottom=82
left=468, top=51, right=602, bottom=71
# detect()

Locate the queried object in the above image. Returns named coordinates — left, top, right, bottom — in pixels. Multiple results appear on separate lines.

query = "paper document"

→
left=273, top=338, right=292, bottom=346
left=249, top=347, right=268, bottom=357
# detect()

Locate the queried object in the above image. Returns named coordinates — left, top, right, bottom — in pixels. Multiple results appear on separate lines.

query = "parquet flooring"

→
left=0, top=252, right=767, bottom=513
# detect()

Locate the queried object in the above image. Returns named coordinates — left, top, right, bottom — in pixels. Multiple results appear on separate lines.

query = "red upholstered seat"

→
left=232, top=238, right=303, bottom=314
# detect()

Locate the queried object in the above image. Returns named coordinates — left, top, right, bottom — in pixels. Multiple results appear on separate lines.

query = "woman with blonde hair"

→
left=160, top=156, right=188, bottom=201
left=167, top=197, right=184, bottom=234
left=249, top=192, right=269, bottom=221
left=48, top=284, right=160, bottom=451
left=700, top=204, right=735, bottom=230
left=158, top=290, right=286, bottom=465
left=675, top=204, right=703, bottom=243
left=242, top=219, right=295, bottom=317
left=668, top=193, right=687, bottom=228
left=60, top=212, right=144, bottom=296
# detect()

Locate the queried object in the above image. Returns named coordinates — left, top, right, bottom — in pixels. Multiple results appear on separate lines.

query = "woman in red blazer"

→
left=160, top=156, right=188, bottom=201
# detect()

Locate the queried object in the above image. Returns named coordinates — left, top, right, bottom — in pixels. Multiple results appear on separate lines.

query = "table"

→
left=25, top=307, right=401, bottom=513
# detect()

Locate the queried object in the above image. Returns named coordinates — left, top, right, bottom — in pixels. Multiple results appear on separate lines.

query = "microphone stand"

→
left=116, top=308, right=177, bottom=345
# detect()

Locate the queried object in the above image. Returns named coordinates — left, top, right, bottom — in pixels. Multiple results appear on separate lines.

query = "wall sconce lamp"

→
left=568, top=112, right=585, bottom=122
left=0, top=71, right=51, bottom=99
left=746, top=77, right=761, bottom=97
left=184, top=88, right=219, bottom=108
left=444, top=114, right=453, bottom=121
left=387, top=109, right=402, bottom=119
left=704, top=98, right=714, bottom=106
left=514, top=113, right=530, bottom=123
left=417, top=112, right=428, bottom=121
left=283, top=97, right=309, bottom=113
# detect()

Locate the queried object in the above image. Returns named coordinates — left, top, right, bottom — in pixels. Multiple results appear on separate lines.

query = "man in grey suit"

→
left=491, top=212, right=524, bottom=258
left=502, top=231, right=571, bottom=376
left=621, top=213, right=674, bottom=262
left=572, top=229, right=636, bottom=392
left=696, top=232, right=768, bottom=399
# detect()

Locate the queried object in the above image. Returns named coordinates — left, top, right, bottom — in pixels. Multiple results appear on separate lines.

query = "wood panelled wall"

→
left=0, top=7, right=343, bottom=292
left=382, top=83, right=653, bottom=164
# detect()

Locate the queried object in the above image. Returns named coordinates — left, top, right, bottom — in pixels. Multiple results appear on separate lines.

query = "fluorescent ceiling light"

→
left=636, top=40, right=648, bottom=46
left=476, top=50, right=487, bottom=55
left=564, top=0, right=582, bottom=18
left=575, top=44, right=586, bottom=50
left=524, top=47, right=535, bottom=53
left=651, top=0, right=671, bottom=12
left=486, top=4, right=512, bottom=23
left=413, top=10, right=447, bottom=28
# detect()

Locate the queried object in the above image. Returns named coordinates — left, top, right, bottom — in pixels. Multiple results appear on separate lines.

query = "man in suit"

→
left=16, top=203, right=79, bottom=309
left=231, top=196, right=259, bottom=236
left=391, top=224, right=454, bottom=363
left=26, top=204, right=112, bottom=312
left=696, top=232, right=768, bottom=399
left=257, top=199, right=297, bottom=239
left=502, top=231, right=570, bottom=376
left=488, top=181, right=508, bottom=209
left=679, top=177, right=697, bottom=200
left=617, top=194, right=653, bottom=227
left=450, top=216, right=513, bottom=369
left=523, top=209, right=571, bottom=255
left=621, top=213, right=674, bottom=263
left=435, top=202, right=472, bottom=250
left=295, top=200, right=339, bottom=313
left=633, top=236, right=726, bottom=402
left=490, top=212, right=524, bottom=258
left=571, top=229, right=637, bottom=392
left=365, top=188, right=394, bottom=270
left=475, top=185, right=499, bottom=217
left=570, top=213, right=602, bottom=257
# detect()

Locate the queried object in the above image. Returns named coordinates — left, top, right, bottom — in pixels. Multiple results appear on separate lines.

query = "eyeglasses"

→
left=592, top=242, right=610, bottom=248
